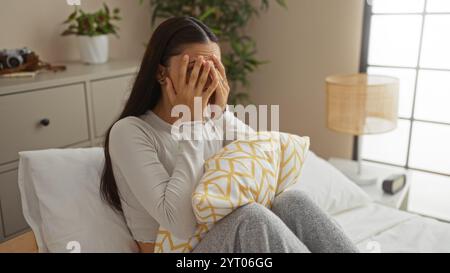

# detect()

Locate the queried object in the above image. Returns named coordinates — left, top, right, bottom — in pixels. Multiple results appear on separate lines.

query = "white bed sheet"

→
left=333, top=203, right=450, bottom=253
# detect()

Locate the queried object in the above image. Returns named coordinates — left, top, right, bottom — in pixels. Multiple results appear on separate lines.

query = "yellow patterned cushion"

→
left=154, top=132, right=310, bottom=253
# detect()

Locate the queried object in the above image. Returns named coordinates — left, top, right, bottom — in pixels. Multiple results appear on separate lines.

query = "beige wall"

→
left=0, top=0, right=364, bottom=159
left=0, top=0, right=152, bottom=62
left=247, top=0, right=364, bottom=159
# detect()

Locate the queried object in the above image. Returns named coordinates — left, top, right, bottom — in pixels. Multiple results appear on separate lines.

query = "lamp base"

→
left=328, top=158, right=378, bottom=186
left=344, top=171, right=378, bottom=186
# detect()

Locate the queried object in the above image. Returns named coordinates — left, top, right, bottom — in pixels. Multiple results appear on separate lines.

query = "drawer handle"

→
left=40, top=118, right=50, bottom=127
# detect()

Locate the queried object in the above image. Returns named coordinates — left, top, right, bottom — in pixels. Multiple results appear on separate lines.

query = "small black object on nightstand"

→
left=382, top=174, right=406, bottom=195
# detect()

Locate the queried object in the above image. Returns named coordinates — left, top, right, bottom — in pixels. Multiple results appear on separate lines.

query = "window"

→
left=361, top=0, right=450, bottom=180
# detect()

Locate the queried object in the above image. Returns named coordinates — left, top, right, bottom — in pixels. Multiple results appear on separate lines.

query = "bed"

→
left=335, top=203, right=450, bottom=253
left=1, top=147, right=449, bottom=253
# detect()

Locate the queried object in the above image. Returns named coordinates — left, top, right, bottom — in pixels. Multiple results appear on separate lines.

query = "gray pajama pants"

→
left=192, top=190, right=359, bottom=253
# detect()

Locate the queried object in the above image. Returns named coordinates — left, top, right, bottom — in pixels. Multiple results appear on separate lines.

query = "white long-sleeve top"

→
left=109, top=108, right=251, bottom=242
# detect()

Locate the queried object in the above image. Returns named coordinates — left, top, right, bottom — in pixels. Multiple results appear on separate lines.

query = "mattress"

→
left=332, top=203, right=450, bottom=253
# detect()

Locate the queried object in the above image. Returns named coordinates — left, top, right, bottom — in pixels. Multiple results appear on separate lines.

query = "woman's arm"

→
left=207, top=55, right=255, bottom=145
left=210, top=107, right=256, bottom=146
left=137, top=242, right=155, bottom=253
left=109, top=118, right=205, bottom=240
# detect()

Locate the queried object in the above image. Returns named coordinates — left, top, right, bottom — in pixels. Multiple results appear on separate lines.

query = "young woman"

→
left=100, top=17, right=358, bottom=253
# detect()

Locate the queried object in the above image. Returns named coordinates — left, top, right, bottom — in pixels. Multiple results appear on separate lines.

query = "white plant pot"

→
left=77, top=35, right=109, bottom=64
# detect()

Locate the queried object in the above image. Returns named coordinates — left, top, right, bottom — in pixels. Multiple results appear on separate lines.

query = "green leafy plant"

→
left=61, top=3, right=121, bottom=37
left=140, top=0, right=286, bottom=104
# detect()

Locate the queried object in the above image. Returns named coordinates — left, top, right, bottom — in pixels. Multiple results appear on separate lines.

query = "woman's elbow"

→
left=158, top=199, right=197, bottom=239
left=169, top=219, right=197, bottom=240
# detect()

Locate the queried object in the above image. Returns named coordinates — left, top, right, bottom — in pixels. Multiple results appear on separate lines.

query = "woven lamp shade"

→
left=326, top=73, right=399, bottom=136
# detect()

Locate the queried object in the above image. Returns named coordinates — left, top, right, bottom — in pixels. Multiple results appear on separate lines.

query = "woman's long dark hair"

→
left=100, top=17, right=219, bottom=212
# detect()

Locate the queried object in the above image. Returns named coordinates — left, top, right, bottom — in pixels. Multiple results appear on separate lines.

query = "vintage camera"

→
left=0, top=47, right=32, bottom=70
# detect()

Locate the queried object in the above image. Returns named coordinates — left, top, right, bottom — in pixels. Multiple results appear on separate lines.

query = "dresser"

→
left=0, top=59, right=139, bottom=243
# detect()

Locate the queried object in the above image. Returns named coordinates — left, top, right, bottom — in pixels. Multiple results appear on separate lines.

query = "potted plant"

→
left=62, top=3, right=121, bottom=64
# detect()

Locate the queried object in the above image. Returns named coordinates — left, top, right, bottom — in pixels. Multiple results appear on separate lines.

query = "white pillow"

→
left=291, top=151, right=371, bottom=215
left=18, top=148, right=138, bottom=253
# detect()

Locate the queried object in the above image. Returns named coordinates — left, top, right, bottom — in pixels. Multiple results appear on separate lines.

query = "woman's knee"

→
left=235, top=203, right=279, bottom=229
left=272, top=190, right=318, bottom=214
left=233, top=202, right=309, bottom=252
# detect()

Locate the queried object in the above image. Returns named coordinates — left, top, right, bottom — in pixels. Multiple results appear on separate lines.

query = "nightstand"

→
left=328, top=158, right=410, bottom=210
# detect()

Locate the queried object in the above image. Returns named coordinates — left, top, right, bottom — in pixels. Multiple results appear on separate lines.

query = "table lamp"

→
left=325, top=73, right=399, bottom=185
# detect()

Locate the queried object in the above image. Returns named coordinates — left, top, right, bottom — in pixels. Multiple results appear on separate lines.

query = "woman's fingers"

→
left=188, top=56, right=204, bottom=91
left=203, top=70, right=219, bottom=101
left=215, top=70, right=225, bottom=89
left=195, top=61, right=212, bottom=96
left=211, top=66, right=225, bottom=93
left=179, top=54, right=189, bottom=87
left=165, top=77, right=176, bottom=106
left=211, top=54, right=226, bottom=79
left=209, top=67, right=229, bottom=112
left=211, top=57, right=229, bottom=97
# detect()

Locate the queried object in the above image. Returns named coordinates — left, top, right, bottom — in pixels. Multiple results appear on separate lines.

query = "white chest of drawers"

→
left=0, top=59, right=139, bottom=242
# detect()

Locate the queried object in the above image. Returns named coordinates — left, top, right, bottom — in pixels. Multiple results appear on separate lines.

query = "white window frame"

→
left=359, top=0, right=450, bottom=179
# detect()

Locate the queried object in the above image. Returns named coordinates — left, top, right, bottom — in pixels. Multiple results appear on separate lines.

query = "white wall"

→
left=247, top=0, right=364, bottom=159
